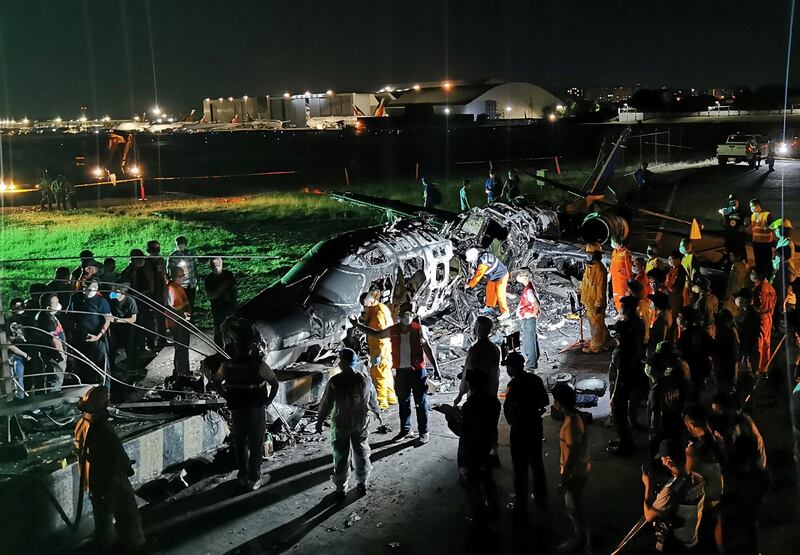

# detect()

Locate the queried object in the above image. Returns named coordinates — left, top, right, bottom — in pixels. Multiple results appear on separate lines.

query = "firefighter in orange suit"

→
left=580, top=242, right=609, bottom=353
left=360, top=290, right=397, bottom=410
left=466, top=248, right=510, bottom=320
left=751, top=268, right=777, bottom=374
left=610, top=236, right=633, bottom=313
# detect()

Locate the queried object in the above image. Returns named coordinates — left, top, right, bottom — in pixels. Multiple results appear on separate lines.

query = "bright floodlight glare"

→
left=22, top=118, right=29, bottom=124
left=151, top=106, right=160, bottom=115
left=102, top=115, right=110, bottom=122
left=0, top=183, right=6, bottom=191
left=243, top=95, right=249, bottom=100
left=444, top=107, right=451, bottom=115
left=413, top=84, right=421, bottom=91
left=283, top=92, right=290, bottom=98
left=130, top=165, right=141, bottom=176
left=93, top=166, right=104, bottom=177
left=304, top=91, right=311, bottom=97
left=442, top=81, right=452, bottom=90
left=54, top=117, right=62, bottom=123
left=779, top=143, right=789, bottom=154
left=505, top=106, right=512, bottom=112
left=205, top=98, right=210, bottom=102
left=326, top=89, right=333, bottom=96
left=548, top=113, right=557, bottom=122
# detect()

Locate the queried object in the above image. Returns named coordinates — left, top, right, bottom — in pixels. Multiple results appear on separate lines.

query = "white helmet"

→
left=465, top=248, right=480, bottom=263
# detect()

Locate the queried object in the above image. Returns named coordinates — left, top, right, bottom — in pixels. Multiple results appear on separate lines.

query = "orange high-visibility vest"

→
left=751, top=212, right=775, bottom=243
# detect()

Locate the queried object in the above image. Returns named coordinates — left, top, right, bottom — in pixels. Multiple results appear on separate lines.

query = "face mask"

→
left=177, top=244, right=185, bottom=251
left=53, top=303, right=62, bottom=312
left=646, top=251, right=654, bottom=257
left=109, top=292, right=120, bottom=300
left=86, top=289, right=98, bottom=298
left=735, top=298, right=744, bottom=308
left=691, top=285, right=701, bottom=294
left=401, top=315, right=413, bottom=326
left=679, top=246, right=687, bottom=255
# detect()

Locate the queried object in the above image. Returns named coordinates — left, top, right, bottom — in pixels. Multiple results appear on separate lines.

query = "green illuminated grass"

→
left=0, top=193, right=379, bottom=325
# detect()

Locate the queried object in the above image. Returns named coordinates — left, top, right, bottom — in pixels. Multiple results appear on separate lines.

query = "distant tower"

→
left=80, top=104, right=88, bottom=119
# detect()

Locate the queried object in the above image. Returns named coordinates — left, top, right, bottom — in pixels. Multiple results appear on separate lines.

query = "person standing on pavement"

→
left=609, top=235, right=633, bottom=313
left=459, top=179, right=471, bottom=211
left=748, top=198, right=775, bottom=279
left=353, top=305, right=440, bottom=444
left=316, top=348, right=382, bottom=497
left=647, top=292, right=673, bottom=353
left=459, top=369, right=501, bottom=524
left=645, top=243, right=664, bottom=274
left=465, top=247, right=510, bottom=320
left=167, top=236, right=198, bottom=310
left=770, top=218, right=796, bottom=325
left=36, top=293, right=67, bottom=393
left=215, top=318, right=279, bottom=491
left=503, top=352, right=549, bottom=520
left=144, top=240, right=167, bottom=349
left=734, top=288, right=760, bottom=374
left=166, top=266, right=191, bottom=377
left=580, top=242, right=609, bottom=354
left=665, top=250, right=686, bottom=317
left=68, top=280, right=112, bottom=388
left=719, top=194, right=748, bottom=264
left=108, top=284, right=140, bottom=376
left=205, top=256, right=238, bottom=347
left=766, top=138, right=777, bottom=172
left=6, top=298, right=32, bottom=399
left=553, top=382, right=591, bottom=555
left=642, top=439, right=706, bottom=553
left=608, top=295, right=645, bottom=457
left=454, top=316, right=500, bottom=407
left=679, top=238, right=699, bottom=307
left=751, top=268, right=777, bottom=374
left=74, top=387, right=146, bottom=551
left=692, top=275, right=719, bottom=339
left=358, top=290, right=398, bottom=410
left=514, top=267, right=541, bottom=370
left=713, top=308, right=741, bottom=390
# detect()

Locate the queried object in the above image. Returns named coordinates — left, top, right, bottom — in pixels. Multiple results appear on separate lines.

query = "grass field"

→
left=0, top=162, right=615, bottom=326
left=0, top=192, right=381, bottom=325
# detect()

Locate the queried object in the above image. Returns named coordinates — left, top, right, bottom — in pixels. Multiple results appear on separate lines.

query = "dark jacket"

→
left=504, top=371, right=548, bottom=433
left=460, top=393, right=501, bottom=468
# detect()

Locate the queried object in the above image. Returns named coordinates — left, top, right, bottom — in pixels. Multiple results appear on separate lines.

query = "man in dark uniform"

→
left=74, top=387, right=145, bottom=551
left=109, top=284, right=140, bottom=376
left=504, top=352, right=549, bottom=519
left=608, top=295, right=645, bottom=456
left=205, top=256, right=238, bottom=347
left=719, top=194, right=748, bottom=263
left=39, top=170, right=53, bottom=211
left=213, top=318, right=279, bottom=490
left=68, top=280, right=112, bottom=388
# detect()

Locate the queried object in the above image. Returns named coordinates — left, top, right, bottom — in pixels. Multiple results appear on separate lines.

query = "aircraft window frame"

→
left=311, top=267, right=366, bottom=307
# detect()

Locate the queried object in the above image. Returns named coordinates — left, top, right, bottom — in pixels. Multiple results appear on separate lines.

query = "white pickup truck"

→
left=717, top=134, right=768, bottom=167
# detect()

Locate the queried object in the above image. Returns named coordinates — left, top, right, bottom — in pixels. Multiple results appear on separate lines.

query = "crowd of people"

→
left=5, top=235, right=239, bottom=400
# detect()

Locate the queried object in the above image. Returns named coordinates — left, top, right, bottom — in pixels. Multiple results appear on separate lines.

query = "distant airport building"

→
left=585, top=85, right=638, bottom=104
left=386, top=81, right=563, bottom=120
left=203, top=93, right=380, bottom=128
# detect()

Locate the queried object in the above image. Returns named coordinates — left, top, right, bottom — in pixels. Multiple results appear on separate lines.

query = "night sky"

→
left=0, top=0, right=797, bottom=118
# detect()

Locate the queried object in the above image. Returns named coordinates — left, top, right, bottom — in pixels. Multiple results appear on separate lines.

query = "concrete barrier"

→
left=0, top=411, right=228, bottom=552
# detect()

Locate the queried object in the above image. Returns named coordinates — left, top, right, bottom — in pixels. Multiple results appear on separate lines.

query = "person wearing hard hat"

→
left=465, top=247, right=510, bottom=320
left=751, top=268, right=777, bottom=374
left=359, top=290, right=398, bottom=410
left=580, top=243, right=609, bottom=353
left=748, top=198, right=776, bottom=279
left=609, top=236, right=633, bottom=313
left=719, top=194, right=748, bottom=264
left=74, top=387, right=145, bottom=551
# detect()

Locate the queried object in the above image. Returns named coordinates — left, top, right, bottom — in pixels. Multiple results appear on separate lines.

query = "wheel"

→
left=717, top=156, right=727, bottom=165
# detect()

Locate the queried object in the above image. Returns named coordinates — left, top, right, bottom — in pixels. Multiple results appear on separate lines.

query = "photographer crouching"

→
left=642, top=439, right=705, bottom=553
